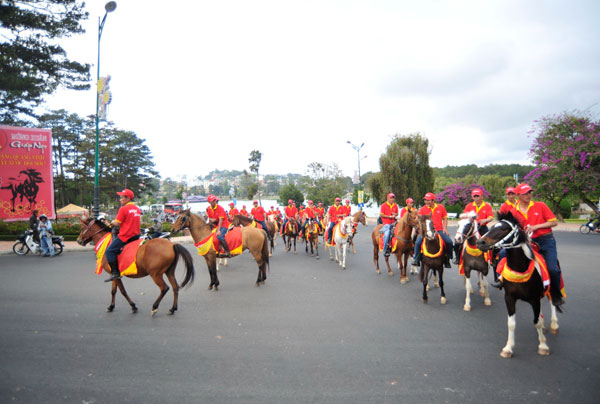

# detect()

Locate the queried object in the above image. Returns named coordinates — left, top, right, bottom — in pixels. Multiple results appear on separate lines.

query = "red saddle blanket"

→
left=326, top=223, right=346, bottom=247
left=94, top=233, right=142, bottom=276
left=195, top=227, right=243, bottom=256
left=458, top=242, right=492, bottom=275
left=378, top=222, right=406, bottom=252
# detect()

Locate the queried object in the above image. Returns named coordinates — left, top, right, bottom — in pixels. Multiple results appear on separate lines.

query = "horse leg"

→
left=533, top=299, right=550, bottom=355
left=150, top=273, right=170, bottom=316
left=293, top=236, right=297, bottom=254
left=351, top=237, right=357, bottom=254
left=481, top=272, right=492, bottom=306
left=250, top=249, right=266, bottom=286
left=501, top=297, right=517, bottom=358
left=166, top=271, right=180, bottom=315
left=341, top=243, right=347, bottom=269
left=107, top=279, right=118, bottom=312
left=549, top=302, right=559, bottom=334
left=373, top=243, right=381, bottom=275
left=314, top=239, right=319, bottom=259
left=464, top=275, right=472, bottom=311
left=422, top=266, right=429, bottom=302
left=384, top=255, right=393, bottom=276
left=439, top=269, right=446, bottom=305
left=115, top=279, right=138, bottom=313
left=205, top=256, right=219, bottom=291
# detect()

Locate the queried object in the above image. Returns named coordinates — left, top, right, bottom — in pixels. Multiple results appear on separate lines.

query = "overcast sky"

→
left=44, top=0, right=600, bottom=180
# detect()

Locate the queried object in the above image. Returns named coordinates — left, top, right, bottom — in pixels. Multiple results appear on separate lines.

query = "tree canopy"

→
left=0, top=0, right=90, bottom=123
left=524, top=112, right=600, bottom=214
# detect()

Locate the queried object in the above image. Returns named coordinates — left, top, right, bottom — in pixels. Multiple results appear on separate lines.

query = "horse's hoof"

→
left=463, top=304, right=471, bottom=312
left=550, top=327, right=559, bottom=335
left=316, top=256, right=320, bottom=260
left=106, top=306, right=114, bottom=313
left=538, top=347, right=550, bottom=356
left=151, top=309, right=158, bottom=316
left=131, top=305, right=138, bottom=314
left=208, top=285, right=213, bottom=290
left=426, top=285, right=430, bottom=292
left=422, top=298, right=428, bottom=304
left=441, top=297, right=447, bottom=305
left=168, top=308, right=176, bottom=315
left=214, top=286, right=219, bottom=291
left=435, top=283, right=440, bottom=289
left=479, top=290, right=486, bottom=297
left=500, top=350, right=513, bottom=359
left=484, top=298, right=492, bottom=306
left=400, top=277, right=408, bottom=284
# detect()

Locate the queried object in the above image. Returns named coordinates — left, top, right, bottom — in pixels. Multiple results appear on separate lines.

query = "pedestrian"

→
left=38, top=214, right=55, bottom=257
left=29, top=209, right=40, bottom=243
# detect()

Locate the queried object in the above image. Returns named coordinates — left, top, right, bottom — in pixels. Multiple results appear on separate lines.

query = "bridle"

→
left=421, top=218, right=438, bottom=241
left=488, top=220, right=523, bottom=249
left=79, top=219, right=109, bottom=244
left=457, top=218, right=480, bottom=242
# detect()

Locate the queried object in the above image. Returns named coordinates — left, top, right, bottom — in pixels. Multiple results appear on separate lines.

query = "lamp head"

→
left=105, top=1, right=117, bottom=12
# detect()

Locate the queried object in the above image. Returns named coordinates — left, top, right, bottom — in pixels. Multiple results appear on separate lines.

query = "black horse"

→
left=477, top=212, right=560, bottom=358
left=417, top=214, right=447, bottom=305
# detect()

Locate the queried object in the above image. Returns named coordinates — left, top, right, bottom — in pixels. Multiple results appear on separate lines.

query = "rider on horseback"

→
left=499, top=187, right=517, bottom=214
left=207, top=195, right=232, bottom=258
left=412, top=192, right=453, bottom=269
left=105, top=189, right=141, bottom=282
left=379, top=193, right=399, bottom=257
left=300, top=200, right=322, bottom=238
left=281, top=199, right=298, bottom=236
left=227, top=202, right=240, bottom=222
left=326, top=197, right=344, bottom=243
left=453, top=188, right=493, bottom=264
left=400, top=198, right=414, bottom=218
left=251, top=200, right=271, bottom=241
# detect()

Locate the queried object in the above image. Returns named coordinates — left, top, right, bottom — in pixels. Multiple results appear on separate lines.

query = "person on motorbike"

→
left=38, top=214, right=54, bottom=257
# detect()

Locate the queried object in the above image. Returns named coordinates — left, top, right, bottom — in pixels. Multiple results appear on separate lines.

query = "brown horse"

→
left=304, top=218, right=320, bottom=258
left=282, top=217, right=299, bottom=254
left=171, top=210, right=269, bottom=290
left=371, top=208, right=417, bottom=282
left=348, top=211, right=367, bottom=254
left=417, top=214, right=447, bottom=304
left=230, top=214, right=276, bottom=256
left=77, top=217, right=195, bottom=315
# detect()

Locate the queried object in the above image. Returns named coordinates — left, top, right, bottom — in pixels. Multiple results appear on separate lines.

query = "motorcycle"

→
left=579, top=216, right=600, bottom=234
left=13, top=230, right=64, bottom=256
left=140, top=228, right=171, bottom=240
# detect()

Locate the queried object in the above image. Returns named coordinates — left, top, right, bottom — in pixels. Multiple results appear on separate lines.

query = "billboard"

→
left=0, top=126, right=54, bottom=221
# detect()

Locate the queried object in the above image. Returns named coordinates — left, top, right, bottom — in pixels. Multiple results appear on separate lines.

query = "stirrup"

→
left=104, top=272, right=122, bottom=282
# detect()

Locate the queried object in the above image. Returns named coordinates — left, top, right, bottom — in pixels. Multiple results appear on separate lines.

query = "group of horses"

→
left=77, top=206, right=563, bottom=358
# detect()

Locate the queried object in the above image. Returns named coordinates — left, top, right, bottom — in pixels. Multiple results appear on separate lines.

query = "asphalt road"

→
left=1, top=226, right=599, bottom=404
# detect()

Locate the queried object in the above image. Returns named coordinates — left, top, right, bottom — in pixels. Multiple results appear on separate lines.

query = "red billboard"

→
left=0, top=126, right=55, bottom=221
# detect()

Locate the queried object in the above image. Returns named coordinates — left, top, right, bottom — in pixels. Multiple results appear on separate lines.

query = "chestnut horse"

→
left=304, top=218, right=320, bottom=258
left=417, top=214, right=447, bottom=305
left=282, top=217, right=299, bottom=254
left=171, top=210, right=269, bottom=290
left=477, top=212, right=560, bottom=358
left=77, top=217, right=195, bottom=315
left=348, top=210, right=368, bottom=254
left=230, top=214, right=276, bottom=256
left=371, top=208, right=417, bottom=283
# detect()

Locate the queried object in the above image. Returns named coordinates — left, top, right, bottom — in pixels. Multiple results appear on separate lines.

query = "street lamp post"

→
left=93, top=1, right=117, bottom=218
left=346, top=141, right=366, bottom=186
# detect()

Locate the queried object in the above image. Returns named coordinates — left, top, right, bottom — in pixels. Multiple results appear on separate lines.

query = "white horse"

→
left=326, top=217, right=355, bottom=269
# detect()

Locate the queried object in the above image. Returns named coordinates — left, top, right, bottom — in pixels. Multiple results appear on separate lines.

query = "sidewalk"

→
left=0, top=235, right=195, bottom=256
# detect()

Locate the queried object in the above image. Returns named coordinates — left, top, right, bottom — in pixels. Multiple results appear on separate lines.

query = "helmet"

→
left=97, top=214, right=106, bottom=221
left=207, top=195, right=217, bottom=203
left=39, top=214, right=47, bottom=219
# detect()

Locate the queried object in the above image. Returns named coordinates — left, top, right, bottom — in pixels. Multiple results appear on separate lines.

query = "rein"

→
left=80, top=219, right=109, bottom=244
left=491, top=220, right=523, bottom=249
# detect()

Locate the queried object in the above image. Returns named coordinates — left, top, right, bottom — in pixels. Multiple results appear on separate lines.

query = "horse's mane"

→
left=497, top=211, right=524, bottom=229
left=233, top=214, right=252, bottom=224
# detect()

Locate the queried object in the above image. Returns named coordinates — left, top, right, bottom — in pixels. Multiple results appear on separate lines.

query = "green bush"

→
left=558, top=199, right=571, bottom=219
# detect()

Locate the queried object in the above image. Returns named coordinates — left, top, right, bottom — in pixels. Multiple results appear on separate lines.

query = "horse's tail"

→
left=172, top=243, right=195, bottom=288
left=261, top=230, right=270, bottom=273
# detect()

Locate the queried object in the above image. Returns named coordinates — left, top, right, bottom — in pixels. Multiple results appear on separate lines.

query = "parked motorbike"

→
left=140, top=228, right=171, bottom=240
left=579, top=216, right=600, bottom=234
left=13, top=230, right=64, bottom=256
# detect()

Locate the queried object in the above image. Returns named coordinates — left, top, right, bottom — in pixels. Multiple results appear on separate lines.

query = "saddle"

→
left=378, top=222, right=407, bottom=253
left=458, top=241, right=492, bottom=276
left=249, top=220, right=264, bottom=230
left=326, top=223, right=344, bottom=247
left=195, top=227, right=243, bottom=257
left=95, top=233, right=142, bottom=276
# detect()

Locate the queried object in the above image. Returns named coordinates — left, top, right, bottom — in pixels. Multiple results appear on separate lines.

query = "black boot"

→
left=104, top=261, right=121, bottom=282
left=384, top=244, right=390, bottom=257
left=220, top=242, right=232, bottom=258
left=444, top=255, right=452, bottom=268
left=550, top=288, right=564, bottom=311
left=412, top=257, right=420, bottom=267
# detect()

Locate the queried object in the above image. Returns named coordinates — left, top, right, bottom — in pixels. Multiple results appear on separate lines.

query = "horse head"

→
left=353, top=211, right=367, bottom=226
left=342, top=216, right=354, bottom=235
left=455, top=212, right=478, bottom=244
left=171, top=209, right=202, bottom=233
left=405, top=207, right=418, bottom=228
left=417, top=214, right=437, bottom=240
left=476, top=211, right=527, bottom=252
left=77, top=216, right=110, bottom=246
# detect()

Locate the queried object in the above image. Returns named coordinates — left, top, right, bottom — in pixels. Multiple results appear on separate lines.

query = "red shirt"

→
left=285, top=205, right=298, bottom=219
left=316, top=207, right=324, bottom=218
left=380, top=202, right=399, bottom=225
left=418, top=203, right=448, bottom=231
left=207, top=204, right=229, bottom=228
left=464, top=201, right=493, bottom=224
left=268, top=209, right=277, bottom=219
left=499, top=200, right=516, bottom=215
left=328, top=205, right=343, bottom=223
left=400, top=206, right=412, bottom=218
left=251, top=206, right=266, bottom=221
left=512, top=200, right=556, bottom=238
left=228, top=208, right=240, bottom=218
left=115, top=202, right=141, bottom=242
left=298, top=208, right=305, bottom=219
left=343, top=204, right=351, bottom=217
left=239, top=208, right=249, bottom=217
left=304, top=206, right=316, bottom=219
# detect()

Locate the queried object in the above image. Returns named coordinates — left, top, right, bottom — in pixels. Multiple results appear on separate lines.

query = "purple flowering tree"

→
left=437, top=182, right=491, bottom=207
left=525, top=113, right=600, bottom=215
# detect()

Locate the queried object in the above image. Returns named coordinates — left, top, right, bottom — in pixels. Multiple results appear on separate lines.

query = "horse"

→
left=282, top=217, right=299, bottom=254
left=417, top=214, right=447, bottom=304
left=304, top=218, right=320, bottom=258
left=172, top=209, right=269, bottom=290
left=267, top=213, right=279, bottom=247
left=371, top=208, right=418, bottom=283
left=326, top=216, right=355, bottom=269
left=230, top=214, right=276, bottom=256
left=477, top=211, right=560, bottom=358
left=454, top=212, right=492, bottom=311
left=77, top=217, right=195, bottom=315
left=348, top=211, right=368, bottom=254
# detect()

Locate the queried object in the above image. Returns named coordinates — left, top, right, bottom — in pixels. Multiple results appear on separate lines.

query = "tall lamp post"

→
left=346, top=141, right=366, bottom=186
left=94, top=1, right=117, bottom=218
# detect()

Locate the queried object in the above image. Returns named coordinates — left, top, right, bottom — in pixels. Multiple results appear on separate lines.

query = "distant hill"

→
left=433, top=164, right=534, bottom=179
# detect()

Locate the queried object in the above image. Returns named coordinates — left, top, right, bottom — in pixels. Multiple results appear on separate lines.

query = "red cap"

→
left=406, top=198, right=414, bottom=204
left=318, top=202, right=322, bottom=206
left=335, top=197, right=341, bottom=202
left=242, top=205, right=246, bottom=208
left=270, top=206, right=274, bottom=209
left=308, top=200, right=313, bottom=204
left=288, top=199, right=293, bottom=204
left=207, top=195, right=217, bottom=203
left=505, top=187, right=515, bottom=195
left=229, top=202, right=234, bottom=206
left=471, top=188, right=483, bottom=196
left=345, top=199, right=350, bottom=203
left=387, top=193, right=395, bottom=199
left=253, top=200, right=258, bottom=204
left=515, top=183, right=533, bottom=195
left=424, top=192, right=435, bottom=201
left=117, top=189, right=134, bottom=199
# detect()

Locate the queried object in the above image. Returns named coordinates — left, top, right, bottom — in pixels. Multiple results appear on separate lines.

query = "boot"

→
left=412, top=257, right=420, bottom=267
left=220, top=241, right=232, bottom=258
left=550, top=287, right=564, bottom=311
left=452, top=256, right=460, bottom=265
left=104, top=261, right=121, bottom=282
left=384, top=243, right=390, bottom=257
left=444, top=255, right=452, bottom=268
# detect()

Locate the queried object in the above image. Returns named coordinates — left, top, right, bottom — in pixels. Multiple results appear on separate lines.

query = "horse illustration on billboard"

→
left=0, top=169, right=44, bottom=212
